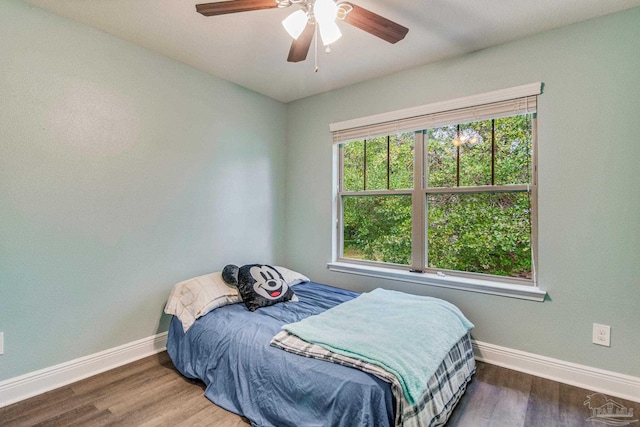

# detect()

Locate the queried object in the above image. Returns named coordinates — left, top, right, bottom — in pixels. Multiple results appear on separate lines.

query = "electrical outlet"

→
left=0, top=332, right=3, bottom=355
left=592, top=324, right=611, bottom=347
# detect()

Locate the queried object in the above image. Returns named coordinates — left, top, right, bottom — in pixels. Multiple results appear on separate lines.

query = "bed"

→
left=166, top=272, right=475, bottom=427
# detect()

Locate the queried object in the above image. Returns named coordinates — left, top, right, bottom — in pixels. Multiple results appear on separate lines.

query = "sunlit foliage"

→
left=341, top=115, right=533, bottom=278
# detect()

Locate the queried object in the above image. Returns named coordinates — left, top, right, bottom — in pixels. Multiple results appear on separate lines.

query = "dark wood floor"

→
left=0, top=352, right=637, bottom=426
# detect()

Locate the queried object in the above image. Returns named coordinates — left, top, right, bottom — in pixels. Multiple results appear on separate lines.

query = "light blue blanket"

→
left=282, top=288, right=474, bottom=405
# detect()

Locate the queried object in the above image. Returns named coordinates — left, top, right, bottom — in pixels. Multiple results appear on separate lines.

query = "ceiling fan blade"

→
left=196, top=0, right=278, bottom=16
left=287, top=22, right=314, bottom=63
left=340, top=2, right=408, bottom=44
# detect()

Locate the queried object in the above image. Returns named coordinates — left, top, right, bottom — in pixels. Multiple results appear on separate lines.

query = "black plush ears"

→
left=222, top=264, right=240, bottom=287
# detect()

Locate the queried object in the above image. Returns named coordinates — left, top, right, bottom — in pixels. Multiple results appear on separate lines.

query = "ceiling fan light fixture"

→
left=282, top=9, right=308, bottom=39
left=318, top=19, right=342, bottom=45
left=314, top=0, right=338, bottom=25
left=195, top=0, right=409, bottom=64
left=313, top=0, right=341, bottom=45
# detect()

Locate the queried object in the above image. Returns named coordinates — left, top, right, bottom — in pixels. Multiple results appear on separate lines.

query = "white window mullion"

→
left=425, top=184, right=531, bottom=194
left=335, top=145, right=345, bottom=261
left=340, top=189, right=413, bottom=197
left=411, top=131, right=426, bottom=271
left=531, top=117, right=539, bottom=284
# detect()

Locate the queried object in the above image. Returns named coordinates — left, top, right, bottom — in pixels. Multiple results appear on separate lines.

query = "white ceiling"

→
left=22, top=0, right=640, bottom=103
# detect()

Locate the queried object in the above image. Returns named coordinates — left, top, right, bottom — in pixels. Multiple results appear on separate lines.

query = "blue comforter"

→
left=167, top=282, right=394, bottom=427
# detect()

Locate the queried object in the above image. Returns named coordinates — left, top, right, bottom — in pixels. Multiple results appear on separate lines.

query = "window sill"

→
left=326, top=262, right=547, bottom=302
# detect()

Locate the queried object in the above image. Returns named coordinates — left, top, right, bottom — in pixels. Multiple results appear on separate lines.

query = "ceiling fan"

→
left=195, top=0, right=409, bottom=63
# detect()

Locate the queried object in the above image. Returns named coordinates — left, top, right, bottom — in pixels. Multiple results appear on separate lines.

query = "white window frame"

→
left=329, top=84, right=546, bottom=302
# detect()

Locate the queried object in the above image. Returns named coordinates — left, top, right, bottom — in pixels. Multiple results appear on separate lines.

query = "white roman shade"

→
left=330, top=82, right=542, bottom=144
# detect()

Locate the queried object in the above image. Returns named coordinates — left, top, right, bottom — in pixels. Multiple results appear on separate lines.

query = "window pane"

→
left=343, top=195, right=412, bottom=265
left=365, top=136, right=388, bottom=190
left=427, top=192, right=531, bottom=278
left=459, top=120, right=492, bottom=187
left=343, top=140, right=364, bottom=191
left=427, top=126, right=457, bottom=187
left=389, top=132, right=414, bottom=190
left=495, top=115, right=532, bottom=185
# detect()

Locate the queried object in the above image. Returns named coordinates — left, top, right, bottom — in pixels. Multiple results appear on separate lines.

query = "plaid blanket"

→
left=271, top=331, right=476, bottom=427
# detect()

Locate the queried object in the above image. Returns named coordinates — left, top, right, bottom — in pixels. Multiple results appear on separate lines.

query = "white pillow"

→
left=274, top=266, right=310, bottom=286
left=164, top=272, right=241, bottom=332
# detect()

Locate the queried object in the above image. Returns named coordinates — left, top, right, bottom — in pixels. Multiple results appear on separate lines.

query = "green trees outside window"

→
left=339, top=114, right=534, bottom=280
left=342, top=133, right=414, bottom=265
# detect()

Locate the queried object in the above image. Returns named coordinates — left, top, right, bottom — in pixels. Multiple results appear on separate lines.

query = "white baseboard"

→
left=472, top=340, right=640, bottom=403
left=0, top=332, right=168, bottom=409
left=2, top=334, right=637, bottom=409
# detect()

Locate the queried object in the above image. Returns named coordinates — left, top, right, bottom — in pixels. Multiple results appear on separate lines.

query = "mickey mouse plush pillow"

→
left=222, top=264, right=298, bottom=311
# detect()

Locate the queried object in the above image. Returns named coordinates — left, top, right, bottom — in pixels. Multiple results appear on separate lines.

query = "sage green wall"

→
left=284, top=8, right=640, bottom=377
left=0, top=0, right=286, bottom=381
left=2, top=0, right=638, bottom=386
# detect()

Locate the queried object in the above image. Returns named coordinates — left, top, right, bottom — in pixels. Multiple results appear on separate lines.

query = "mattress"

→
left=166, top=281, right=475, bottom=427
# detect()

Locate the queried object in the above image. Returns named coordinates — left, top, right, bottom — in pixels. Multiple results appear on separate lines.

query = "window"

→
left=341, top=133, right=415, bottom=265
left=331, top=84, right=544, bottom=298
